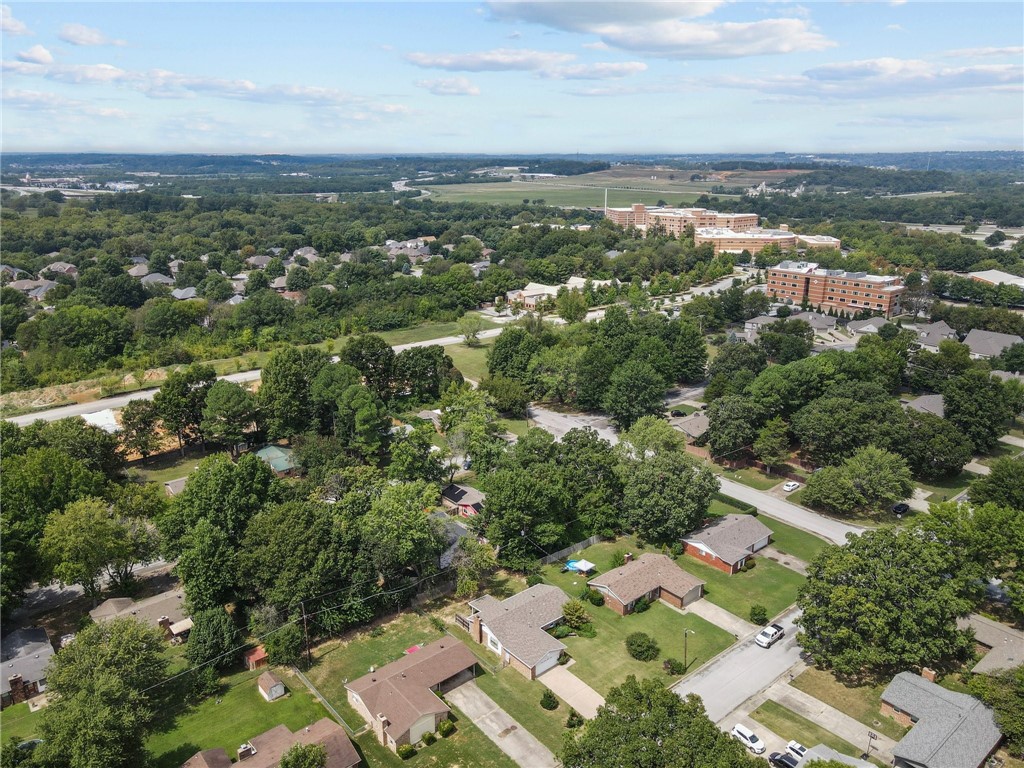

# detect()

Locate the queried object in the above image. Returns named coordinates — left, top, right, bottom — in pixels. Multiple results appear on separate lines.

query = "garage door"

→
left=534, top=651, right=560, bottom=677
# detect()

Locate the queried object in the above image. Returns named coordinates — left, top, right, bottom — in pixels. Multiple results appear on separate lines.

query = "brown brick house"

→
left=588, top=553, right=705, bottom=615
left=181, top=718, right=360, bottom=767
left=682, top=514, right=772, bottom=574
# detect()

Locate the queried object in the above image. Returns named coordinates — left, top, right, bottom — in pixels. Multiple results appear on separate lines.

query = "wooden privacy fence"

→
left=539, top=535, right=604, bottom=565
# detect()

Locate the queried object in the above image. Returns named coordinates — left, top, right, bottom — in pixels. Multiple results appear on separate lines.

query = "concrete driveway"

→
left=446, top=681, right=557, bottom=768
left=684, top=600, right=759, bottom=638
left=539, top=664, right=604, bottom=719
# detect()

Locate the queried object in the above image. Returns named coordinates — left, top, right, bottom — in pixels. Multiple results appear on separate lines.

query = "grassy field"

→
left=146, top=667, right=330, bottom=768
left=976, top=441, right=1021, bottom=467
left=444, top=339, right=494, bottom=382
left=758, top=516, right=829, bottom=564
left=130, top=447, right=228, bottom=485
left=915, top=470, right=978, bottom=503
left=421, top=184, right=708, bottom=207
left=749, top=700, right=871, bottom=762
left=373, top=314, right=501, bottom=347
left=674, top=553, right=805, bottom=621
left=789, top=667, right=908, bottom=741
left=715, top=466, right=786, bottom=491
left=708, top=497, right=751, bottom=517
left=0, top=702, right=45, bottom=743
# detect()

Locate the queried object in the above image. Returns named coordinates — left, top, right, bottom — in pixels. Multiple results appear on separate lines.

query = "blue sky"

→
left=2, top=2, right=1022, bottom=153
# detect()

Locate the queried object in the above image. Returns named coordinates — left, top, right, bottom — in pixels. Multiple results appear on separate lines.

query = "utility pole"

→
left=300, top=600, right=312, bottom=668
left=683, top=629, right=695, bottom=671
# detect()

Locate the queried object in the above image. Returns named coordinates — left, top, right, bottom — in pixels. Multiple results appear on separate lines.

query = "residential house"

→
left=441, top=484, right=485, bottom=516
left=789, top=311, right=838, bottom=333
left=90, top=588, right=192, bottom=642
left=8, top=278, right=58, bottom=301
left=168, top=259, right=185, bottom=275
left=992, top=370, right=1024, bottom=384
left=254, top=445, right=297, bottom=477
left=0, top=264, right=29, bottom=280
left=796, top=745, right=873, bottom=767
left=906, top=394, right=944, bottom=419
left=743, top=315, right=782, bottom=339
left=141, top=272, right=175, bottom=287
left=293, top=246, right=320, bottom=262
left=956, top=614, right=1023, bottom=675
left=683, top=514, right=773, bottom=574
left=465, top=584, right=570, bottom=679
left=847, top=317, right=891, bottom=336
left=182, top=718, right=360, bottom=768
left=225, top=294, right=246, bottom=306
left=914, top=320, right=957, bottom=353
left=127, top=263, right=150, bottom=278
left=674, top=411, right=709, bottom=443
left=432, top=512, right=471, bottom=569
left=346, top=638, right=477, bottom=752
left=258, top=671, right=286, bottom=702
left=246, top=254, right=272, bottom=269
left=42, top=261, right=78, bottom=277
left=171, top=287, right=198, bottom=300
left=269, top=276, right=288, bottom=292
left=129, top=255, right=149, bottom=265
left=881, top=671, right=1001, bottom=768
left=243, top=645, right=269, bottom=671
left=963, top=329, right=1023, bottom=359
left=163, top=477, right=188, bottom=497
left=588, top=553, right=704, bottom=615
left=416, top=409, right=442, bottom=431
left=0, top=627, right=55, bottom=709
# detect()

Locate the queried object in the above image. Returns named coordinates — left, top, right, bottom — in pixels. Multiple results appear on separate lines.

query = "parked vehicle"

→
left=768, top=752, right=798, bottom=768
left=754, top=623, right=786, bottom=648
left=670, top=410, right=685, bottom=417
left=782, top=481, right=800, bottom=492
left=786, top=741, right=808, bottom=760
left=730, top=724, right=766, bottom=754
left=892, top=502, right=910, bottom=515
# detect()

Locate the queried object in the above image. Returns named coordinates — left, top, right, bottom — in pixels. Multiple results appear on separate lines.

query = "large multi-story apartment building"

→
left=766, top=260, right=906, bottom=317
left=603, top=204, right=759, bottom=236
left=694, top=226, right=842, bottom=255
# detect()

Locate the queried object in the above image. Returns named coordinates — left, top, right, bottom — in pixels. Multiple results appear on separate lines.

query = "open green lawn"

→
left=976, top=441, right=1021, bottom=467
left=789, top=668, right=908, bottom=741
left=708, top=497, right=750, bottom=517
left=444, top=339, right=494, bottom=382
left=372, top=315, right=500, bottom=347
left=749, top=700, right=874, bottom=763
left=146, top=667, right=330, bottom=768
left=674, top=553, right=805, bottom=621
left=715, top=466, right=786, bottom=491
left=0, top=702, right=45, bottom=743
left=758, top=516, right=829, bottom=564
left=420, top=183, right=711, bottom=207
left=915, top=470, right=978, bottom=503
left=130, top=447, right=227, bottom=485
left=497, top=418, right=530, bottom=438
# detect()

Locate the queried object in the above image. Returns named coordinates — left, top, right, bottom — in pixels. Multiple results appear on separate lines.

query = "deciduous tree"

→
left=201, top=380, right=256, bottom=456
left=154, top=363, right=216, bottom=454
left=119, top=399, right=162, bottom=459
left=186, top=607, right=239, bottom=670
left=622, top=452, right=718, bottom=544
left=602, top=360, right=665, bottom=430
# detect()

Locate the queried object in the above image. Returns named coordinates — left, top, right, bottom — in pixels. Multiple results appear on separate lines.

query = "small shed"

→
left=243, top=645, right=268, bottom=671
left=258, top=671, right=286, bottom=702
left=254, top=445, right=297, bottom=477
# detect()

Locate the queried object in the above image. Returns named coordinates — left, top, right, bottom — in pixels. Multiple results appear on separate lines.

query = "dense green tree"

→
left=671, top=321, right=708, bottom=383
left=706, top=395, right=763, bottom=459
left=264, top=621, right=305, bottom=667
left=201, top=380, right=256, bottom=456
left=258, top=347, right=330, bottom=439
left=36, top=618, right=168, bottom=768
left=154, top=363, right=216, bottom=453
left=340, top=333, right=395, bottom=400
left=388, top=423, right=445, bottom=483
left=753, top=416, right=791, bottom=471
left=528, top=345, right=584, bottom=405
left=488, top=326, right=541, bottom=382
left=792, top=397, right=907, bottom=466
left=969, top=666, right=1024, bottom=758
left=802, top=446, right=913, bottom=517
left=998, top=342, right=1024, bottom=373
left=557, top=289, right=588, bottom=324
left=618, top=415, right=685, bottom=459
left=575, top=344, right=616, bottom=411
left=280, top=743, right=328, bottom=768
left=393, top=345, right=459, bottom=401
left=335, top=384, right=389, bottom=460
left=561, top=676, right=758, bottom=768
left=309, top=363, right=362, bottom=434
left=456, top=313, right=486, bottom=345
left=901, top=411, right=973, bottom=480
left=797, top=527, right=976, bottom=681
left=756, top=319, right=814, bottom=363
left=970, top=455, right=1024, bottom=511
left=186, top=608, right=239, bottom=670
left=40, top=499, right=123, bottom=603
left=175, top=518, right=237, bottom=612
left=943, top=369, right=1013, bottom=452
left=360, top=482, right=445, bottom=579
left=556, top=427, right=623, bottom=536
left=119, top=399, right=162, bottom=459
left=706, top=342, right=768, bottom=382
left=480, top=373, right=531, bottom=417
left=452, top=538, right=498, bottom=599
left=602, top=360, right=666, bottom=430
left=622, top=452, right=718, bottom=544
left=480, top=467, right=567, bottom=570
left=908, top=339, right=973, bottom=392
left=23, top=417, right=124, bottom=478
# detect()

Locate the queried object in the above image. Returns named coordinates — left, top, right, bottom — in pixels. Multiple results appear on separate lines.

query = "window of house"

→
left=488, top=635, right=500, bottom=651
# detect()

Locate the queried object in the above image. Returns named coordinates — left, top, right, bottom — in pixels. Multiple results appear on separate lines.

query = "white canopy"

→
left=571, top=559, right=596, bottom=573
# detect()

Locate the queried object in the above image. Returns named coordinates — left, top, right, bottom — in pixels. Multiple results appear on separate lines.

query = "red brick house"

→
left=588, top=553, right=705, bottom=615
left=683, top=514, right=772, bottom=574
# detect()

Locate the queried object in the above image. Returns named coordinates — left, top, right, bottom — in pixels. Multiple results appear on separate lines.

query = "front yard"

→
left=757, top=516, right=829, bottom=564
left=789, top=667, right=908, bottom=741
left=749, top=700, right=876, bottom=763
left=915, top=470, right=978, bottom=503
left=714, top=465, right=786, bottom=491
left=673, top=553, right=805, bottom=621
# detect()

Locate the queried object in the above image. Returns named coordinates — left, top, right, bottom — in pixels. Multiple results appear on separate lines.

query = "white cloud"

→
left=582, top=41, right=609, bottom=50
left=488, top=2, right=722, bottom=32
left=16, top=45, right=53, bottom=64
left=885, top=24, right=903, bottom=31
left=415, top=77, right=481, bottom=96
left=1, top=4, right=30, bottom=35
left=541, top=61, right=647, bottom=80
left=3, top=88, right=130, bottom=118
left=946, top=46, right=1024, bottom=58
left=406, top=48, right=574, bottom=72
left=58, top=23, right=126, bottom=47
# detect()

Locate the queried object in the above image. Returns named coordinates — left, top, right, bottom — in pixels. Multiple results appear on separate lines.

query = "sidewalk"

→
left=999, top=435, right=1024, bottom=448
left=965, top=460, right=992, bottom=476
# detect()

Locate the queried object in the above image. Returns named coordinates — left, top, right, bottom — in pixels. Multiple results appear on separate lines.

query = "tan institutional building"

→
left=603, top=204, right=759, bottom=235
left=766, top=260, right=906, bottom=317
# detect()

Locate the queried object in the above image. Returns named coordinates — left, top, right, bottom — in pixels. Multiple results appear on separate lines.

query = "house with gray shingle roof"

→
left=881, top=671, right=1001, bottom=768
left=683, top=514, right=772, bottom=574
left=914, top=320, right=957, bottom=353
left=963, top=329, right=1023, bottom=359
left=589, top=553, right=704, bottom=615
left=1, top=627, right=54, bottom=708
left=957, top=614, right=1024, bottom=675
left=674, top=411, right=709, bottom=442
left=847, top=317, right=891, bottom=336
left=906, top=394, right=944, bottom=419
left=141, top=272, right=174, bottom=286
left=171, top=287, right=198, bottom=300
left=466, top=584, right=570, bottom=679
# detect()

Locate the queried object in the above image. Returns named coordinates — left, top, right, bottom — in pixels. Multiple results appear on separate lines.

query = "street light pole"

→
left=683, top=629, right=695, bottom=672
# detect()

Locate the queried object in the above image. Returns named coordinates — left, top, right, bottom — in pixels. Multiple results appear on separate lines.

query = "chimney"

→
left=471, top=614, right=483, bottom=644
left=237, top=743, right=256, bottom=761
left=921, top=667, right=937, bottom=682
left=779, top=223, right=790, bottom=232
left=158, top=617, right=172, bottom=640
left=373, top=713, right=389, bottom=744
left=624, top=553, right=633, bottom=564
left=8, top=675, right=25, bottom=705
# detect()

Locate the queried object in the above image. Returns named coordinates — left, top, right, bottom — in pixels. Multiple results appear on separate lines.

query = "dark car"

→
left=768, top=753, right=798, bottom=768
left=670, top=410, right=685, bottom=417
left=892, top=503, right=910, bottom=516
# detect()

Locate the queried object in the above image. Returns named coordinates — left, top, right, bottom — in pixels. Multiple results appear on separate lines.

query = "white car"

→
left=755, top=623, right=786, bottom=648
left=787, top=741, right=808, bottom=760
left=782, top=481, right=800, bottom=492
left=731, top=724, right=766, bottom=754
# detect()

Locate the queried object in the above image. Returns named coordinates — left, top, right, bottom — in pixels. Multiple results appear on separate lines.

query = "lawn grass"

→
left=130, top=447, right=228, bottom=485
left=372, top=315, right=500, bottom=347
left=496, top=418, right=530, bottom=438
left=789, top=667, right=909, bottom=741
left=420, top=183, right=710, bottom=207
left=716, top=465, right=785, bottom=491
left=976, top=441, right=1021, bottom=467
left=749, top=700, right=867, bottom=760
left=674, top=553, right=805, bottom=620
left=669, top=404, right=698, bottom=416
left=0, top=702, right=45, bottom=743
left=146, top=667, right=330, bottom=768
left=915, top=470, right=978, bottom=503
left=758, top=516, right=829, bottom=564
left=444, top=339, right=494, bottom=382
left=708, top=497, right=749, bottom=516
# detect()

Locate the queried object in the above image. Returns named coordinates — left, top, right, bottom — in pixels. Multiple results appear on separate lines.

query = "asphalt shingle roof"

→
left=963, top=328, right=1023, bottom=358
left=0, top=627, right=54, bottom=696
left=588, top=553, right=704, bottom=606
left=683, top=514, right=772, bottom=566
left=957, top=614, right=1024, bottom=674
left=468, top=584, right=570, bottom=667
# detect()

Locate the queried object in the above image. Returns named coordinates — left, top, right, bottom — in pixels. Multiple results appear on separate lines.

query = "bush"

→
left=369, top=625, right=385, bottom=638
left=558, top=651, right=571, bottom=665
left=551, top=624, right=572, bottom=639
left=566, top=709, right=585, bottom=729
left=397, top=744, right=416, bottom=760
left=579, top=587, right=605, bottom=607
left=187, top=665, right=221, bottom=702
left=422, top=732, right=436, bottom=746
left=563, top=599, right=590, bottom=630
left=438, top=719, right=455, bottom=737
left=669, top=542, right=684, bottom=558
left=576, top=623, right=597, bottom=639
left=749, top=604, right=768, bottom=625
left=626, top=632, right=660, bottom=661
left=632, top=597, right=651, bottom=614
left=541, top=689, right=559, bottom=710
left=610, top=550, right=626, bottom=568
left=663, top=658, right=686, bottom=676
left=741, top=559, right=757, bottom=572
left=429, top=615, right=446, bottom=633
left=526, top=574, right=545, bottom=587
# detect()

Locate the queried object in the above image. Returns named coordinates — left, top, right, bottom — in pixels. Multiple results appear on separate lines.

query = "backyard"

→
left=0, top=702, right=45, bottom=744
left=444, top=339, right=494, bottom=383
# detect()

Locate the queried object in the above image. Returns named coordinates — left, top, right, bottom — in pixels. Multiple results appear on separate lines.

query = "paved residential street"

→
left=445, top=681, right=557, bottom=768
left=672, top=609, right=803, bottom=723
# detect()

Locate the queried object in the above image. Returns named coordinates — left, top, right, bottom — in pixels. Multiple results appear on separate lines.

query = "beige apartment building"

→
left=766, top=260, right=905, bottom=317
left=604, top=204, right=759, bottom=235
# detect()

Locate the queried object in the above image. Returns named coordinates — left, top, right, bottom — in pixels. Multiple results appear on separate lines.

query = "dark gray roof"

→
left=957, top=614, right=1024, bottom=674
left=847, top=317, right=890, bottom=334
left=171, top=287, right=197, bottom=300
left=0, top=627, right=54, bottom=695
left=963, top=328, right=1023, bottom=358
left=906, top=394, right=944, bottom=419
left=675, top=411, right=709, bottom=439
left=442, top=484, right=485, bottom=508
left=882, top=672, right=1001, bottom=768
left=469, top=584, right=570, bottom=667
left=141, top=272, right=174, bottom=285
left=684, top=514, right=772, bottom=565
left=589, top=553, right=704, bottom=605
left=790, top=311, right=837, bottom=331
